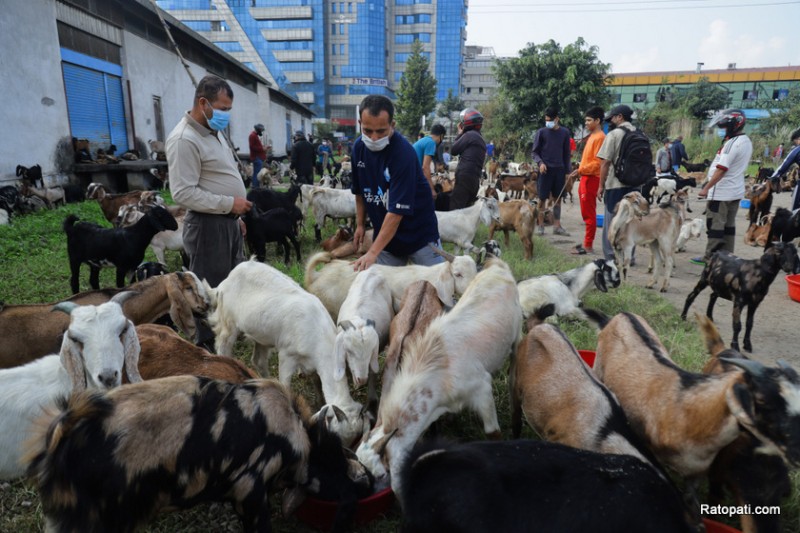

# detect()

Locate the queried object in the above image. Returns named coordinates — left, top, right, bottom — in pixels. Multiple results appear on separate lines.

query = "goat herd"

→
left=1, top=167, right=800, bottom=533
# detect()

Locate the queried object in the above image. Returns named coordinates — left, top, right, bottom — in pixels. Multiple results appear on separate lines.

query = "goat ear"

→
left=370, top=341, right=380, bottom=374
left=594, top=268, right=608, bottom=293
left=375, top=428, right=398, bottom=456
left=52, top=302, right=79, bottom=315
left=60, top=334, right=87, bottom=391
left=282, top=487, right=307, bottom=518
left=122, top=321, right=142, bottom=383
left=333, top=335, right=347, bottom=382
left=728, top=382, right=756, bottom=420
left=166, top=275, right=197, bottom=340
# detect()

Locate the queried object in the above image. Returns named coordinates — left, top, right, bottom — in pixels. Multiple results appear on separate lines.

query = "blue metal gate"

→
left=62, top=62, right=128, bottom=151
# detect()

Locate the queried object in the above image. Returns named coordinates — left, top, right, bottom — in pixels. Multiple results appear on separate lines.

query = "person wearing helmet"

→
left=290, top=130, right=315, bottom=185
left=691, top=109, right=753, bottom=265
left=449, top=107, right=487, bottom=210
left=532, top=107, right=572, bottom=236
left=249, top=123, right=267, bottom=188
left=770, top=128, right=800, bottom=211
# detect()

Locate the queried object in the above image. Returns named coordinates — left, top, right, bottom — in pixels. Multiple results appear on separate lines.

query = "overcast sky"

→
left=466, top=0, right=798, bottom=73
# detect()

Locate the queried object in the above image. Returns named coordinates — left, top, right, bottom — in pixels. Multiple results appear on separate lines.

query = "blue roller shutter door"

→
left=62, top=62, right=128, bottom=150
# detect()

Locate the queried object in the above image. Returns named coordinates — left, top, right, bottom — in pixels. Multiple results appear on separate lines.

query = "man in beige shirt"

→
left=167, top=76, right=252, bottom=345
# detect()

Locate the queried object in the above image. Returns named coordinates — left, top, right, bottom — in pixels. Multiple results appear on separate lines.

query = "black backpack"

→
left=614, top=127, right=653, bottom=187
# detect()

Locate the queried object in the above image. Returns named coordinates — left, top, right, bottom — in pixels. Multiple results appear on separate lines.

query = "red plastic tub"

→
left=703, top=518, right=742, bottom=533
left=577, top=349, right=596, bottom=368
left=295, top=488, right=395, bottom=530
left=787, top=274, right=800, bottom=303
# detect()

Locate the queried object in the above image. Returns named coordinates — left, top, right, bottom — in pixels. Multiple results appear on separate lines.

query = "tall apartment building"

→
left=157, top=0, right=467, bottom=125
left=461, top=45, right=506, bottom=108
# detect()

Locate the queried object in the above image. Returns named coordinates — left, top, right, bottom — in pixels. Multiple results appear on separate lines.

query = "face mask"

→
left=362, top=134, right=390, bottom=152
left=717, top=128, right=727, bottom=138
left=203, top=100, right=230, bottom=131
left=545, top=121, right=556, bottom=129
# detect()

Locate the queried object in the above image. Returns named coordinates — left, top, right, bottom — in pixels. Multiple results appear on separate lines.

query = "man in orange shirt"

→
left=568, top=106, right=605, bottom=255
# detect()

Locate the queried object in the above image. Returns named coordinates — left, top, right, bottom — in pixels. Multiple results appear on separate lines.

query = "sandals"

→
left=571, top=245, right=588, bottom=255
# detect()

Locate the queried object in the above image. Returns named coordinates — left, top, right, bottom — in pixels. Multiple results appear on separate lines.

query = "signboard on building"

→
left=353, top=77, right=388, bottom=87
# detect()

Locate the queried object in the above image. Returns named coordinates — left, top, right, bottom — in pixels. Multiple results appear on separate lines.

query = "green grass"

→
left=0, top=191, right=797, bottom=532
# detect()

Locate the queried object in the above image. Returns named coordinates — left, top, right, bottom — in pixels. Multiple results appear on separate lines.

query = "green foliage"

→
left=395, top=40, right=437, bottom=140
left=438, top=88, right=464, bottom=119
left=682, top=77, right=731, bottom=121
left=757, top=90, right=800, bottom=136
left=494, top=38, right=612, bottom=134
left=312, top=120, right=337, bottom=142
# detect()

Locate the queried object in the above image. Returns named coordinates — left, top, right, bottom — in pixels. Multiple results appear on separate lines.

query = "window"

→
left=478, top=87, right=483, bottom=94
left=339, top=24, right=345, bottom=35
left=152, top=96, right=164, bottom=142
left=633, top=93, right=647, bottom=103
left=332, top=2, right=336, bottom=12
left=211, top=20, right=221, bottom=31
left=332, top=65, right=337, bottom=76
left=340, top=43, right=345, bottom=55
left=743, top=90, right=758, bottom=100
left=332, top=43, right=336, bottom=55
left=331, top=23, right=336, bottom=35
left=348, top=2, right=353, bottom=12
left=774, top=89, right=789, bottom=100
left=419, top=14, right=431, bottom=23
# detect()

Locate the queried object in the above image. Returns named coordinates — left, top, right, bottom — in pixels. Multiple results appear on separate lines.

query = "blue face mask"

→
left=545, top=121, right=556, bottom=129
left=203, top=100, right=231, bottom=131
left=717, top=128, right=727, bottom=138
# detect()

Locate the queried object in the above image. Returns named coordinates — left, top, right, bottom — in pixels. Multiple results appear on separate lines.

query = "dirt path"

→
left=543, top=188, right=798, bottom=368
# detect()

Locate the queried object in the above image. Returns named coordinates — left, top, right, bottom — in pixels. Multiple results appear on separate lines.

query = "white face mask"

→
left=362, top=134, right=391, bottom=152
left=545, top=121, right=556, bottom=129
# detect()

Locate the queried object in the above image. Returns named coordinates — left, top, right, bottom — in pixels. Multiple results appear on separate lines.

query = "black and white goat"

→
left=64, top=206, right=178, bottom=293
left=517, top=259, right=620, bottom=320
left=396, top=439, right=698, bottom=533
left=766, top=207, right=800, bottom=245
left=681, top=242, right=800, bottom=352
left=26, top=378, right=373, bottom=533
left=247, top=183, right=302, bottom=214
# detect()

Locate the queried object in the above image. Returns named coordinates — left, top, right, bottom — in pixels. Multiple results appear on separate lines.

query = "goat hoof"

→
left=744, top=342, right=752, bottom=353
left=730, top=342, right=740, bottom=351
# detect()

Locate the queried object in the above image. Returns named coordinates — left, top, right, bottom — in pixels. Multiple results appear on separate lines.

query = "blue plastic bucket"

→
left=596, top=214, right=604, bottom=228
left=740, top=199, right=751, bottom=209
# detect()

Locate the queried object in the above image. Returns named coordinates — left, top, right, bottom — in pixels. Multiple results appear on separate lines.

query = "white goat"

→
left=0, top=294, right=141, bottom=479
left=675, top=218, right=705, bottom=252
left=517, top=259, right=620, bottom=320
left=356, top=258, right=522, bottom=494
left=304, top=248, right=477, bottom=321
left=436, top=197, right=501, bottom=253
left=117, top=204, right=185, bottom=264
left=335, top=269, right=394, bottom=388
left=204, top=259, right=366, bottom=444
left=309, top=187, right=356, bottom=241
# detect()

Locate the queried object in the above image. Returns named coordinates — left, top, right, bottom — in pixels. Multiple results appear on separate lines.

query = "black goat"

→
left=641, top=178, right=659, bottom=204
left=63, top=184, right=85, bottom=203
left=15, top=164, right=42, bottom=186
left=129, top=261, right=169, bottom=284
left=767, top=207, right=800, bottom=245
left=682, top=242, right=800, bottom=352
left=745, top=182, right=774, bottom=225
left=397, top=439, right=698, bottom=533
left=0, top=186, right=19, bottom=214
left=64, top=206, right=178, bottom=293
left=681, top=159, right=710, bottom=173
left=247, top=183, right=302, bottom=213
left=243, top=206, right=302, bottom=264
left=27, top=377, right=373, bottom=533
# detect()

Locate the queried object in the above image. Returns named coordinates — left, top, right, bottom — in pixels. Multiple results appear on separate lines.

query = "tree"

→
left=494, top=38, right=612, bottom=134
left=757, top=91, right=800, bottom=135
left=395, top=40, right=438, bottom=139
left=437, top=88, right=465, bottom=137
left=681, top=77, right=730, bottom=121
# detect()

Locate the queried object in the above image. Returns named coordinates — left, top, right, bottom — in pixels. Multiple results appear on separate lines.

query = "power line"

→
left=469, top=0, right=799, bottom=13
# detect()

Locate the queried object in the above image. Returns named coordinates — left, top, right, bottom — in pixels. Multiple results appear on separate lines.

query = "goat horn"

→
left=428, top=244, right=455, bottom=262
left=375, top=428, right=398, bottom=456
left=110, top=291, right=139, bottom=306
left=720, top=357, right=766, bottom=377
left=51, top=302, right=79, bottom=315
left=330, top=405, right=347, bottom=423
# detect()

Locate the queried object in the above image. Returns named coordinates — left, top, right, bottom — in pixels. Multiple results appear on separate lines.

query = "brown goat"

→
left=488, top=200, right=535, bottom=259
left=321, top=226, right=354, bottom=252
left=745, top=182, right=773, bottom=225
left=132, top=324, right=258, bottom=383
left=375, top=280, right=445, bottom=420
left=744, top=214, right=773, bottom=247
left=0, top=272, right=208, bottom=369
left=87, top=183, right=145, bottom=223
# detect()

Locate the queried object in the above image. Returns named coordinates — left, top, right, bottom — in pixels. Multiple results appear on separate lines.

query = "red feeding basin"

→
left=703, top=518, right=742, bottom=533
left=786, top=274, right=800, bottom=303
left=577, top=349, right=596, bottom=368
left=295, top=488, right=395, bottom=530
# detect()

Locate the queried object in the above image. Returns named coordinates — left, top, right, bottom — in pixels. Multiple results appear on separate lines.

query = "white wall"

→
left=122, top=31, right=269, bottom=157
left=0, top=0, right=71, bottom=182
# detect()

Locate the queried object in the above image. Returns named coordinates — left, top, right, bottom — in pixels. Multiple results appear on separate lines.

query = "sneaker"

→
left=690, top=257, right=706, bottom=266
left=537, top=226, right=545, bottom=236
left=553, top=227, right=570, bottom=236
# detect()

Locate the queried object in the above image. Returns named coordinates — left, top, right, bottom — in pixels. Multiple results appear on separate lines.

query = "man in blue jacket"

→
left=531, top=107, right=572, bottom=235
left=670, top=135, right=689, bottom=173
left=771, top=128, right=800, bottom=211
left=351, top=95, right=442, bottom=271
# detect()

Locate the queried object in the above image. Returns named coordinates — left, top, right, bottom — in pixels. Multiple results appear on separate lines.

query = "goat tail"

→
left=695, top=312, right=726, bottom=358
left=24, top=391, right=112, bottom=482
left=527, top=303, right=556, bottom=328
left=582, top=308, right=610, bottom=330
left=304, top=251, right=333, bottom=287
left=63, top=214, right=79, bottom=232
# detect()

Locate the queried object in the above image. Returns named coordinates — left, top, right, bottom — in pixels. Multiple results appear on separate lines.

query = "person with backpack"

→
left=691, top=109, right=753, bottom=265
left=597, top=104, right=652, bottom=262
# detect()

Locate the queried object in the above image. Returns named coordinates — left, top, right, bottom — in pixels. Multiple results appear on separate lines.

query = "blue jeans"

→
left=252, top=158, right=264, bottom=188
left=377, top=240, right=446, bottom=266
